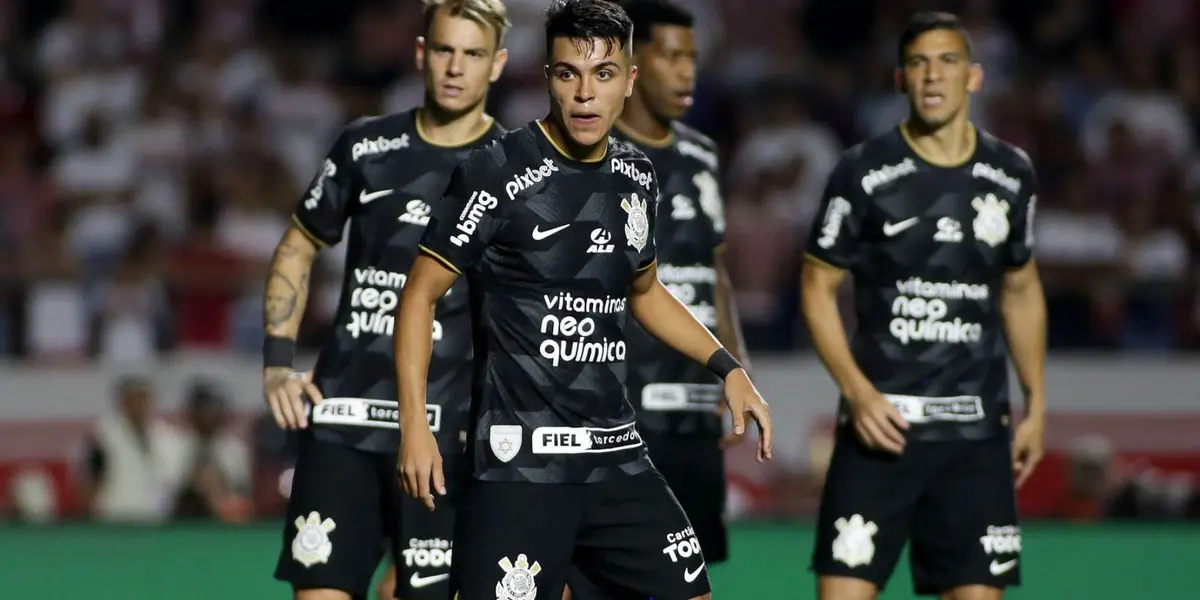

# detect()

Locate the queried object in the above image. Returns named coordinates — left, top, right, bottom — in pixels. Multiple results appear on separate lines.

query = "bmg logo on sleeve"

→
left=450, top=190, right=500, bottom=247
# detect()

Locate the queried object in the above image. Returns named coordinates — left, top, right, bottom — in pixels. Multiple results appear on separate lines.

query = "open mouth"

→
left=921, top=92, right=944, bottom=108
left=673, top=91, right=694, bottom=107
left=570, top=112, right=600, bottom=125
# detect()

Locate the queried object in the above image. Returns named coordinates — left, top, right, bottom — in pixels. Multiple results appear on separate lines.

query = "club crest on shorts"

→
left=831, top=514, right=877, bottom=568
left=621, top=193, right=649, bottom=252
left=291, top=511, right=337, bottom=567
left=496, top=553, right=541, bottom=600
left=489, top=425, right=522, bottom=463
left=971, top=193, right=1010, bottom=248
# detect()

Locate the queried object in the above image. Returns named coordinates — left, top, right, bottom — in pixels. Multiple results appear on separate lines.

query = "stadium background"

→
left=1, top=0, right=1199, bottom=597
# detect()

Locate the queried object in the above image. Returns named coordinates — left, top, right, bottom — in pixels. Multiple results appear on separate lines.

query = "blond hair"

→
left=423, top=0, right=512, bottom=48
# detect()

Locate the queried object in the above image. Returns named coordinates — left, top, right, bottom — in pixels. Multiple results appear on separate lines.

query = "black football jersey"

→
left=806, top=125, right=1037, bottom=442
left=614, top=122, right=725, bottom=437
left=292, top=109, right=504, bottom=454
left=418, top=121, right=659, bottom=483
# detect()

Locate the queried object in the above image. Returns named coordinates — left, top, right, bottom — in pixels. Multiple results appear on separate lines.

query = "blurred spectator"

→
left=173, top=379, right=252, bottom=522
left=93, top=221, right=171, bottom=363
left=76, top=376, right=188, bottom=523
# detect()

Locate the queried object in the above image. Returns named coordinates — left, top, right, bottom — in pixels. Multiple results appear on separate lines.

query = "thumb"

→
left=730, top=405, right=746, bottom=435
left=433, top=458, right=447, bottom=496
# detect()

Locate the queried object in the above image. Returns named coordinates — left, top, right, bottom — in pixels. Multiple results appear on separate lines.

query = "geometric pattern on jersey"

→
left=292, top=108, right=504, bottom=453
left=614, top=121, right=726, bottom=437
left=419, top=122, right=660, bottom=483
left=805, top=126, right=1037, bottom=441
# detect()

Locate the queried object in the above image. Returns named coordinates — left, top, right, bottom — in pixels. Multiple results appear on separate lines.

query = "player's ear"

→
left=415, top=36, right=427, bottom=72
left=967, top=63, right=984, bottom=93
left=626, top=65, right=638, bottom=98
left=490, top=48, right=509, bottom=83
left=893, top=68, right=906, bottom=93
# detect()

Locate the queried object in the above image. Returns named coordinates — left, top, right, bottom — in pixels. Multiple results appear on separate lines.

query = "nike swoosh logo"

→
left=532, top=224, right=570, bottom=240
left=683, top=562, right=706, bottom=583
left=409, top=572, right=449, bottom=588
left=359, top=189, right=394, bottom=204
left=989, top=558, right=1018, bottom=576
left=882, top=217, right=919, bottom=236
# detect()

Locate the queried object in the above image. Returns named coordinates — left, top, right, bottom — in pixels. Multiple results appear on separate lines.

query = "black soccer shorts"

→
left=450, top=470, right=712, bottom=600
left=274, top=434, right=457, bottom=600
left=811, top=429, right=1022, bottom=595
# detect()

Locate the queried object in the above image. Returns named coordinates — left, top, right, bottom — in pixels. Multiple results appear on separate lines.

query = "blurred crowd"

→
left=2, top=0, right=1200, bottom=364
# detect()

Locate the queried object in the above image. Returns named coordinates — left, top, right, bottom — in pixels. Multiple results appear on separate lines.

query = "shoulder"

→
left=833, top=129, right=919, bottom=195
left=670, top=122, right=721, bottom=170
left=607, top=138, right=657, bottom=193
left=342, top=109, right=416, bottom=139
left=975, top=129, right=1035, bottom=176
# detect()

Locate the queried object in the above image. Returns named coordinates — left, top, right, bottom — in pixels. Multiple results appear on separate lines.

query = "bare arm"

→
left=1001, top=260, right=1047, bottom=416
left=800, top=257, right=870, bottom=395
left=264, top=225, right=321, bottom=342
left=630, top=262, right=724, bottom=364
left=395, top=255, right=460, bottom=430
left=713, top=247, right=750, bottom=368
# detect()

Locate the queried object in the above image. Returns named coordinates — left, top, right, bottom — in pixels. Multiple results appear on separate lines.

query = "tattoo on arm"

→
left=264, top=237, right=316, bottom=336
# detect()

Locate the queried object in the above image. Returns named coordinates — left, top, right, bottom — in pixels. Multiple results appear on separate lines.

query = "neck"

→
left=416, top=102, right=492, bottom=147
left=617, top=94, right=672, bottom=143
left=541, top=116, right=607, bottom=162
left=902, top=112, right=976, bottom=167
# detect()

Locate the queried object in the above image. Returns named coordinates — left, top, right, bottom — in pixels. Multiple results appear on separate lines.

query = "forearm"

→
left=264, top=228, right=319, bottom=340
left=395, top=296, right=436, bottom=429
left=714, top=254, right=750, bottom=366
left=631, top=280, right=724, bottom=365
left=1002, top=280, right=1047, bottom=416
left=802, top=286, right=870, bottom=395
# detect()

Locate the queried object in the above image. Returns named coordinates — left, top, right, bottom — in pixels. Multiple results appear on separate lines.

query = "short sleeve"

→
left=693, top=166, right=726, bottom=249
left=292, top=128, right=355, bottom=247
left=806, top=157, right=867, bottom=269
left=419, top=157, right=507, bottom=274
left=1004, top=158, right=1038, bottom=268
left=635, top=164, right=660, bottom=270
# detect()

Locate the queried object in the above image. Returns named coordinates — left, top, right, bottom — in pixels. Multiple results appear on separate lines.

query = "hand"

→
left=397, top=418, right=446, bottom=511
left=1011, top=411, right=1045, bottom=489
left=715, top=397, right=746, bottom=450
left=264, top=368, right=323, bottom=430
left=846, top=385, right=908, bottom=454
left=722, top=370, right=772, bottom=462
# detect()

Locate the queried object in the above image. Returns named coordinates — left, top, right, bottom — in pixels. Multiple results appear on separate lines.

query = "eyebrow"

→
left=550, top=60, right=620, bottom=73
left=430, top=41, right=490, bottom=53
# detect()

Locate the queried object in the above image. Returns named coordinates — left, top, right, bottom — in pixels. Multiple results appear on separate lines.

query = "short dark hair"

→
left=544, top=0, right=635, bottom=60
left=611, top=0, right=694, bottom=47
left=897, top=11, right=973, bottom=66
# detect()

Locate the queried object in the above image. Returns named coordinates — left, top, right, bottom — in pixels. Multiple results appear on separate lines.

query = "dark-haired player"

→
left=803, top=11, right=1046, bottom=600
left=262, top=2, right=511, bottom=599
left=566, top=2, right=746, bottom=599
left=393, top=1, right=772, bottom=599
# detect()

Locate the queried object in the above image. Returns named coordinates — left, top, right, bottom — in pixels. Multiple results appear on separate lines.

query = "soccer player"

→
left=393, top=1, right=772, bottom=598
left=802, top=11, right=1046, bottom=600
left=566, top=2, right=747, bottom=598
left=261, top=2, right=511, bottom=599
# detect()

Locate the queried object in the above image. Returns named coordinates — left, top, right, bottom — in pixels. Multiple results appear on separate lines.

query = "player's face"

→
left=417, top=9, right=508, bottom=115
left=633, top=25, right=697, bottom=121
left=546, top=36, right=638, bottom=148
left=897, top=29, right=982, bottom=128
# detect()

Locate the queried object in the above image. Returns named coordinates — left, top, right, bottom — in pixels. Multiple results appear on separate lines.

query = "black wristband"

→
left=705, top=348, right=742, bottom=380
left=263, top=336, right=296, bottom=369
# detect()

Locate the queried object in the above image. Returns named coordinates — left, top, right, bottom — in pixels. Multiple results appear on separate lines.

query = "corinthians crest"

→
left=971, top=193, right=1010, bottom=248
left=291, top=511, right=337, bottom=567
left=621, top=193, right=649, bottom=252
left=496, top=553, right=542, bottom=600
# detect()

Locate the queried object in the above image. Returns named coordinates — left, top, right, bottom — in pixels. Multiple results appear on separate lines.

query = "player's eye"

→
left=555, top=70, right=575, bottom=81
left=467, top=50, right=485, bottom=58
left=596, top=70, right=614, bottom=80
